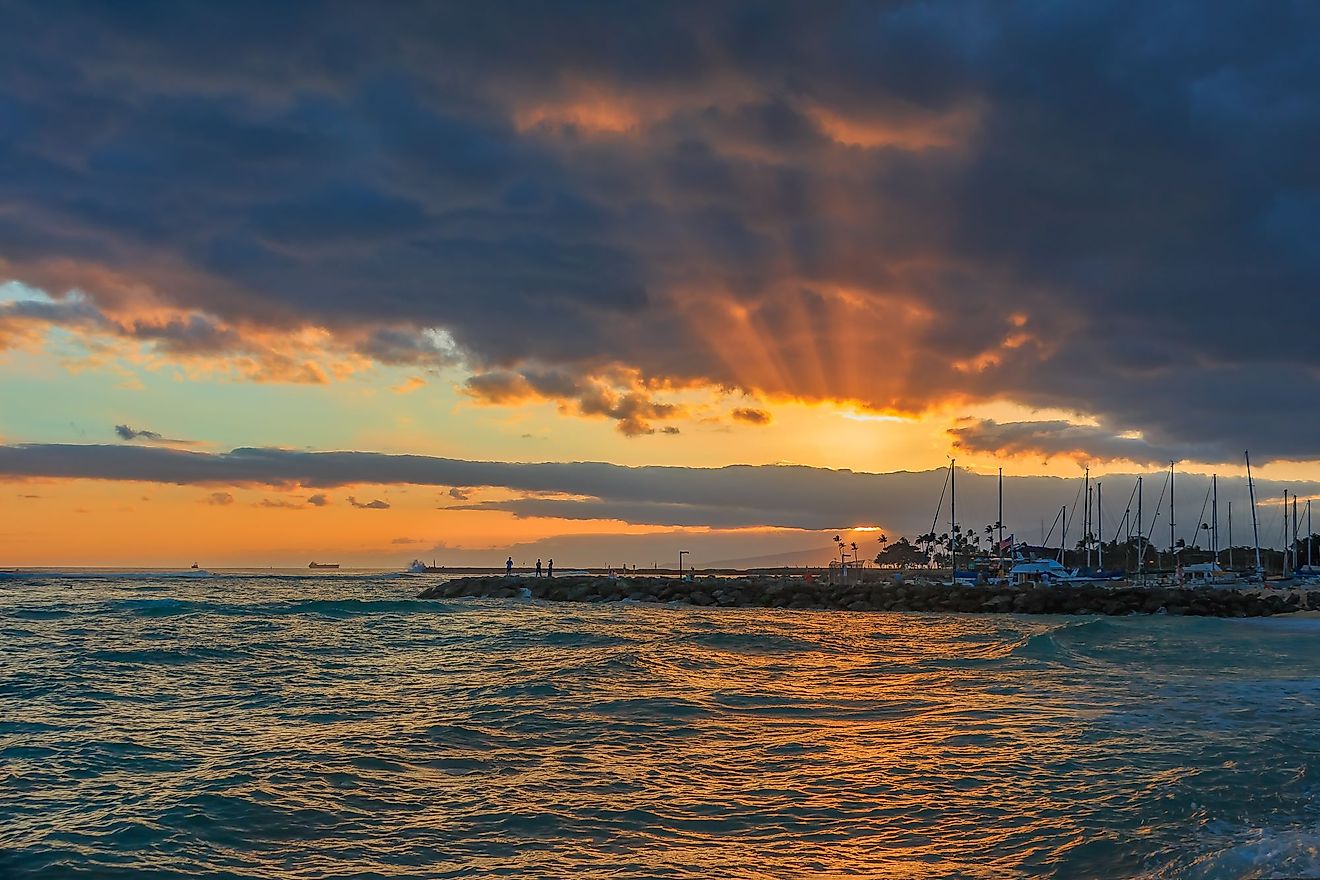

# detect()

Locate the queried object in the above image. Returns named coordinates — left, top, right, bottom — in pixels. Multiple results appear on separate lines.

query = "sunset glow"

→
left=3, top=3, right=1319, bottom=569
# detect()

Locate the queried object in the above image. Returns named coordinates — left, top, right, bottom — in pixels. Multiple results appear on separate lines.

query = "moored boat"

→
left=1009, top=558, right=1091, bottom=586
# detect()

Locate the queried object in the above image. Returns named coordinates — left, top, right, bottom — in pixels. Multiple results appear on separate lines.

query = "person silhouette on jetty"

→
left=547, top=559, right=554, bottom=578
left=535, top=559, right=542, bottom=578
left=505, top=556, right=513, bottom=576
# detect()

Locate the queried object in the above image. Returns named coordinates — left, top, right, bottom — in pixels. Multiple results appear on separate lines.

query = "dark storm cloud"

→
left=1, top=441, right=1314, bottom=547
left=2, top=3, right=1320, bottom=455
left=355, top=328, right=460, bottom=367
left=126, top=316, right=242, bottom=356
left=948, top=420, right=1211, bottom=466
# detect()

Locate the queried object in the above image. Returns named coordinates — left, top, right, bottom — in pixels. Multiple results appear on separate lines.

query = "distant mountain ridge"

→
left=704, top=545, right=839, bottom=569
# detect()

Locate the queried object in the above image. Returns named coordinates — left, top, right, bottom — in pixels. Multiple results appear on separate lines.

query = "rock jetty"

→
left=417, top=575, right=1315, bottom=617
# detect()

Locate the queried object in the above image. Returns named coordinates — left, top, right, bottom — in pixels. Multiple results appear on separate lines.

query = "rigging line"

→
left=1142, top=466, right=1171, bottom=546
left=1066, top=475, right=1085, bottom=546
left=1092, top=481, right=1119, bottom=539
left=1111, top=478, right=1140, bottom=545
left=926, top=464, right=951, bottom=560
left=1194, top=482, right=1212, bottom=548
left=1042, top=505, right=1065, bottom=547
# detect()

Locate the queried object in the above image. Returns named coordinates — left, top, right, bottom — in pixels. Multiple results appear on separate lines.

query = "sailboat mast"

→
left=1137, top=476, right=1144, bottom=583
left=949, top=458, right=956, bottom=577
left=1211, top=474, right=1218, bottom=563
left=1059, top=505, right=1068, bottom=565
left=1097, top=481, right=1103, bottom=570
left=1227, top=501, right=1233, bottom=569
left=1246, top=451, right=1262, bottom=579
left=1169, top=460, right=1175, bottom=556
left=1084, top=466, right=1091, bottom=569
left=1283, top=489, right=1290, bottom=574
left=998, top=467, right=1004, bottom=570
left=1292, top=494, right=1298, bottom=574
left=1123, top=507, right=1130, bottom=569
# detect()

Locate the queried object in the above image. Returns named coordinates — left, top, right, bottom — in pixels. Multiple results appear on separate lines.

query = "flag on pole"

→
left=997, top=534, right=1015, bottom=552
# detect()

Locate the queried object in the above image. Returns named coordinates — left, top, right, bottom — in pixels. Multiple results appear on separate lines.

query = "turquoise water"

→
left=2, top=571, right=1318, bottom=879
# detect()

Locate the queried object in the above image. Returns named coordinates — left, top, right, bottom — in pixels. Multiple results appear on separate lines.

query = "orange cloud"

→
left=514, top=92, right=642, bottom=135
left=802, top=100, right=982, bottom=151
left=462, top=368, right=689, bottom=436
left=392, top=376, right=426, bottom=394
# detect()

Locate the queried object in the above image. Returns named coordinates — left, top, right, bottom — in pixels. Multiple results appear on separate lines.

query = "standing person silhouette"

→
left=547, top=559, right=554, bottom=578
left=536, top=559, right=543, bottom=578
left=505, top=556, right=513, bottom=576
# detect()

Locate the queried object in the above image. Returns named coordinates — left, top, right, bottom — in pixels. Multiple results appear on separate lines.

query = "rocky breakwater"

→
left=417, top=575, right=1315, bottom=617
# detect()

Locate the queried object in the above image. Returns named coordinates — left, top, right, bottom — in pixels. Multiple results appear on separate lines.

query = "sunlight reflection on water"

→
left=2, top=572, right=1319, bottom=879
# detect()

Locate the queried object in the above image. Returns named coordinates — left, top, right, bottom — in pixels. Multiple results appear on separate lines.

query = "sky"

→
left=2, top=1, right=1319, bottom=567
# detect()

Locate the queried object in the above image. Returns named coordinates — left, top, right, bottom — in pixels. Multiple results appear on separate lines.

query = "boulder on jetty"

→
left=416, top=575, right=1309, bottom=617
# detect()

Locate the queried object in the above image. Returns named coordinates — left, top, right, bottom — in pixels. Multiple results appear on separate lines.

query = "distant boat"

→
left=1182, top=562, right=1248, bottom=586
left=308, top=562, right=340, bottom=569
left=190, top=562, right=200, bottom=569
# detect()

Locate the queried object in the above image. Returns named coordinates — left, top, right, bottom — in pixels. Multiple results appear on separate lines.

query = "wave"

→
left=9, top=607, right=74, bottom=619
left=84, top=646, right=247, bottom=665
left=1009, top=616, right=1119, bottom=662
left=686, top=630, right=826, bottom=655
left=1158, top=824, right=1320, bottom=879
left=104, top=596, right=454, bottom=618
left=264, top=598, right=451, bottom=617
left=112, top=597, right=200, bottom=616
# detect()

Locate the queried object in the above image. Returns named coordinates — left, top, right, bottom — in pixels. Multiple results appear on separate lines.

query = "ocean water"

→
left=2, top=571, right=1318, bottom=879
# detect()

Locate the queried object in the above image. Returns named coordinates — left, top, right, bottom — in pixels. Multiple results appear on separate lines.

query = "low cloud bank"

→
left=1, top=442, right=1312, bottom=545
